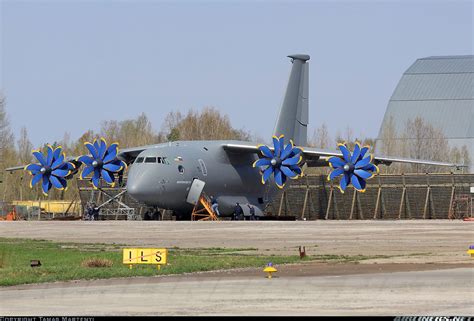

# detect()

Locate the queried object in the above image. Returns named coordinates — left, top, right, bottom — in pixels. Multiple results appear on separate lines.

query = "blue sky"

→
left=1, top=0, right=472, bottom=147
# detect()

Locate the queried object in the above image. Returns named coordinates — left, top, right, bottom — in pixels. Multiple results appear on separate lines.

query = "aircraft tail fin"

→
left=273, top=54, right=310, bottom=146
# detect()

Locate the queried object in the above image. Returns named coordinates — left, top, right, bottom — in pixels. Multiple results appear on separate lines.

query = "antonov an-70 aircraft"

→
left=7, top=54, right=460, bottom=219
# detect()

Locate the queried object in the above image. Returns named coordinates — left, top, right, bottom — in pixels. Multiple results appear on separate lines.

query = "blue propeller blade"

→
left=46, top=146, right=54, bottom=167
left=42, top=178, right=52, bottom=195
left=32, top=151, right=48, bottom=167
left=272, top=136, right=281, bottom=157
left=262, top=166, right=273, bottom=184
left=274, top=168, right=284, bottom=188
left=355, top=155, right=372, bottom=169
left=329, top=168, right=344, bottom=181
left=25, top=163, right=42, bottom=174
left=280, top=142, right=294, bottom=160
left=359, top=146, right=369, bottom=160
left=340, top=173, right=350, bottom=191
left=52, top=147, right=62, bottom=161
left=98, top=138, right=107, bottom=159
left=103, top=162, right=124, bottom=172
left=338, top=144, right=352, bottom=163
left=282, top=154, right=301, bottom=166
left=85, top=142, right=100, bottom=159
left=354, top=169, right=373, bottom=180
left=362, top=163, right=378, bottom=173
left=289, top=164, right=302, bottom=176
left=350, top=143, right=361, bottom=164
left=50, top=175, right=65, bottom=190
left=103, top=143, right=119, bottom=163
left=291, top=147, right=303, bottom=156
left=101, top=170, right=115, bottom=184
left=258, top=145, right=274, bottom=158
left=78, top=155, right=93, bottom=166
left=81, top=166, right=95, bottom=179
left=253, top=158, right=272, bottom=168
left=280, top=165, right=298, bottom=179
left=93, top=140, right=101, bottom=153
left=31, top=172, right=43, bottom=187
left=51, top=153, right=65, bottom=169
left=51, top=168, right=70, bottom=178
left=92, top=169, right=101, bottom=188
left=278, top=136, right=285, bottom=156
left=328, top=157, right=346, bottom=168
left=351, top=174, right=363, bottom=191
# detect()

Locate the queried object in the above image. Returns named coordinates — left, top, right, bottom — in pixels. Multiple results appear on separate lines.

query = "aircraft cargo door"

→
left=186, top=179, right=206, bottom=205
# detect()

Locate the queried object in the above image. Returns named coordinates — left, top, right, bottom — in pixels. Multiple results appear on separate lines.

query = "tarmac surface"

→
left=1, top=220, right=473, bottom=262
left=1, top=220, right=473, bottom=315
left=0, top=266, right=472, bottom=316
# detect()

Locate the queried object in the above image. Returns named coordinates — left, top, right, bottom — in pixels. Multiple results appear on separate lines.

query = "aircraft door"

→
left=186, top=178, right=206, bottom=205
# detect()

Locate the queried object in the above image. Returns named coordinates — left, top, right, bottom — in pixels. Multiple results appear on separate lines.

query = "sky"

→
left=0, top=0, right=472, bottom=147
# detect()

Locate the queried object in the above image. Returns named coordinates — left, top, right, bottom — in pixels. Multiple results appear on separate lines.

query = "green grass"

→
left=0, top=238, right=396, bottom=287
left=0, top=238, right=305, bottom=286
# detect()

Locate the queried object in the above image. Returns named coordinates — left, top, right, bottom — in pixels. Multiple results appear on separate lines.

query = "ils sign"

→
left=123, top=248, right=167, bottom=269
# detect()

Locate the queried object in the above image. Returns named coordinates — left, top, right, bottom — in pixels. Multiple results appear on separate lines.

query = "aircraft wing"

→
left=222, top=143, right=463, bottom=169
left=4, top=145, right=152, bottom=173
left=5, top=156, right=82, bottom=173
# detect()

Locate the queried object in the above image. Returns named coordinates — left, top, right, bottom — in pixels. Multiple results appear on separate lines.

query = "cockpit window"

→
left=145, top=157, right=157, bottom=163
left=162, top=157, right=170, bottom=165
left=135, top=157, right=144, bottom=164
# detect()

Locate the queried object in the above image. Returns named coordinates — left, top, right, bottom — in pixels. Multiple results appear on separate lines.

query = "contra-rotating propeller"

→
left=24, top=145, right=76, bottom=195
left=253, top=135, right=304, bottom=188
left=327, top=142, right=379, bottom=192
left=77, top=138, right=126, bottom=189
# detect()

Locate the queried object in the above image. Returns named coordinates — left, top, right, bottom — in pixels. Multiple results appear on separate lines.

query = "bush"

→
left=81, top=258, right=113, bottom=268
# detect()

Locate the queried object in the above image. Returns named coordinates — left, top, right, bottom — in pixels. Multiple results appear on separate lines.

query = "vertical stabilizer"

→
left=273, top=54, right=310, bottom=146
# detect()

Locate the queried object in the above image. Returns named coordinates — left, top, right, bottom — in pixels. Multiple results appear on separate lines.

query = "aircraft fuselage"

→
left=126, top=140, right=277, bottom=216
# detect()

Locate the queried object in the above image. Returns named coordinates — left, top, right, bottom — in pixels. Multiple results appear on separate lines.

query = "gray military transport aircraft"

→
left=7, top=54, right=461, bottom=220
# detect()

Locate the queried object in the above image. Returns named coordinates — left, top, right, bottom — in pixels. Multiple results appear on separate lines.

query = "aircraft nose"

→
left=127, top=180, right=143, bottom=201
left=126, top=165, right=152, bottom=202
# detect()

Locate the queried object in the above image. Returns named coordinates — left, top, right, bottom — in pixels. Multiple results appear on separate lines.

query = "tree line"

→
left=0, top=96, right=253, bottom=201
left=0, top=92, right=470, bottom=202
left=309, top=117, right=470, bottom=174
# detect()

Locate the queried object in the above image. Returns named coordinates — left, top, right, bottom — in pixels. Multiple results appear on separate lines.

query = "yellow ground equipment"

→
left=11, top=200, right=81, bottom=216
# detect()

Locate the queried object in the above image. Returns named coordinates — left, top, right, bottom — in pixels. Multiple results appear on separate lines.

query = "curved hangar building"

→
left=376, top=55, right=474, bottom=172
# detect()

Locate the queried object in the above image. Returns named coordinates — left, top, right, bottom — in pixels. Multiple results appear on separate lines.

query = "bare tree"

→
left=309, top=123, right=331, bottom=149
left=162, top=107, right=251, bottom=141
left=460, top=145, right=471, bottom=173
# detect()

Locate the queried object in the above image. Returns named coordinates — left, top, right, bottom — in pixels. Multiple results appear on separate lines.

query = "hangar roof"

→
left=377, top=55, right=474, bottom=139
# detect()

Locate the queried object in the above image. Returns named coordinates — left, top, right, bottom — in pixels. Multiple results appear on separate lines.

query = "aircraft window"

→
left=145, top=157, right=157, bottom=163
left=162, top=157, right=170, bottom=165
left=178, top=165, right=185, bottom=174
left=135, top=157, right=144, bottom=163
left=157, top=157, right=162, bottom=164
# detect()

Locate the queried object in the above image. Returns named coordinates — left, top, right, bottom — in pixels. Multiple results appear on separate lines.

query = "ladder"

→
left=191, top=193, right=219, bottom=221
